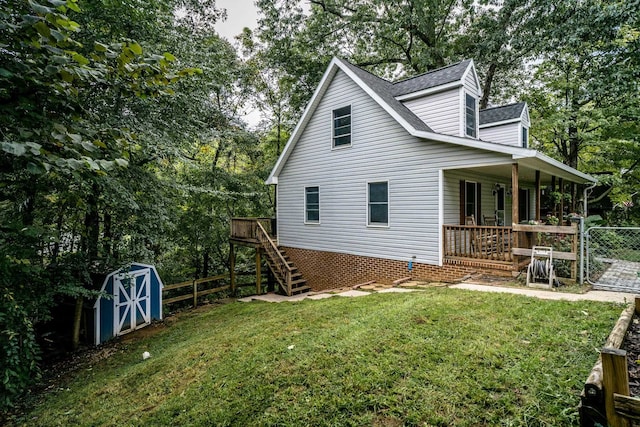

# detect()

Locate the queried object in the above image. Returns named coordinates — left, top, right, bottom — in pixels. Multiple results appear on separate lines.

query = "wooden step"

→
left=290, top=285, right=311, bottom=295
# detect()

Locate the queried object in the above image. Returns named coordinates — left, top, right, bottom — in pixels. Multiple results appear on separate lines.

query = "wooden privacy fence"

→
left=581, top=297, right=640, bottom=427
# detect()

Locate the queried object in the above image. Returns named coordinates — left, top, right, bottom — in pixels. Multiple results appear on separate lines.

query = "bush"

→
left=0, top=288, right=41, bottom=411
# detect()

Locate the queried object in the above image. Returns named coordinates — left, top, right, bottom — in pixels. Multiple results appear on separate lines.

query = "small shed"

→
left=93, top=263, right=164, bottom=345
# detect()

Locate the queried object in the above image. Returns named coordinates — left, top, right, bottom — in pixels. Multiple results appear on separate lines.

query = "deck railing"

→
left=443, top=225, right=513, bottom=262
left=255, top=221, right=292, bottom=296
left=230, top=217, right=275, bottom=241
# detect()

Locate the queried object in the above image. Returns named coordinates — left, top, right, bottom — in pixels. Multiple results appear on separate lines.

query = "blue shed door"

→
left=114, top=268, right=151, bottom=336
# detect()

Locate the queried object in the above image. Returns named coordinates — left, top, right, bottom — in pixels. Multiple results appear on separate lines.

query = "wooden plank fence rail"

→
left=163, top=272, right=268, bottom=308
left=163, top=274, right=228, bottom=307
left=581, top=298, right=640, bottom=427
left=511, top=223, right=578, bottom=279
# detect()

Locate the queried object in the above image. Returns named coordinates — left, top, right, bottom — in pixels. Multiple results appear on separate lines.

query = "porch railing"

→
left=230, top=217, right=275, bottom=241
left=444, top=225, right=513, bottom=262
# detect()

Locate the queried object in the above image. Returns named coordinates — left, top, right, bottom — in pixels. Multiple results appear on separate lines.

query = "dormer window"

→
left=522, top=127, right=528, bottom=148
left=465, top=94, right=477, bottom=138
left=332, top=105, right=351, bottom=148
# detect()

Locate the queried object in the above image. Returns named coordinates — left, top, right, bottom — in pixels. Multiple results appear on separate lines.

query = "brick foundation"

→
left=282, top=247, right=513, bottom=291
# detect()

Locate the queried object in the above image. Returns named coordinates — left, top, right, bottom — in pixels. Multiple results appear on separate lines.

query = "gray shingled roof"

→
left=391, top=59, right=472, bottom=97
left=340, top=59, right=433, bottom=132
left=479, top=102, right=526, bottom=125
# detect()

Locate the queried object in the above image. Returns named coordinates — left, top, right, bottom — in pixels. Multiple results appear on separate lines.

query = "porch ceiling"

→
left=464, top=158, right=593, bottom=185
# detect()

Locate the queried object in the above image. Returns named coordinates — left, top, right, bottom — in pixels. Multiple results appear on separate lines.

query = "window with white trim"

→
left=465, top=94, right=477, bottom=138
left=332, top=105, right=351, bottom=147
left=522, top=127, right=528, bottom=148
left=368, top=181, right=388, bottom=226
left=305, top=186, right=319, bottom=223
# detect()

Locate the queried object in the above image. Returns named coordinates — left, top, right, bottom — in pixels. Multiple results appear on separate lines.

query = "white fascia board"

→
left=265, top=58, right=341, bottom=185
left=531, top=152, right=596, bottom=183
left=394, top=80, right=462, bottom=101
left=414, top=129, right=594, bottom=183
left=412, top=130, right=526, bottom=156
left=479, top=118, right=521, bottom=128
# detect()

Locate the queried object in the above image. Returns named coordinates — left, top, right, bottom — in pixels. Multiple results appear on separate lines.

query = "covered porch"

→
left=442, top=159, right=593, bottom=278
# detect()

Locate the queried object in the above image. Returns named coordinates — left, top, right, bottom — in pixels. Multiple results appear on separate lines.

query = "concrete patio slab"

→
left=335, top=290, right=371, bottom=297
left=377, top=287, right=418, bottom=293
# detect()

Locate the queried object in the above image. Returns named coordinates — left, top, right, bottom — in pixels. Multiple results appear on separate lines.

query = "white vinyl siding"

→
left=402, top=88, right=460, bottom=136
left=464, top=67, right=480, bottom=95
left=278, top=70, right=510, bottom=266
left=479, top=122, right=521, bottom=147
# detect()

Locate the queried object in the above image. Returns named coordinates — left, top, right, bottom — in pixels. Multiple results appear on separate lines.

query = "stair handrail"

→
left=255, top=221, right=292, bottom=295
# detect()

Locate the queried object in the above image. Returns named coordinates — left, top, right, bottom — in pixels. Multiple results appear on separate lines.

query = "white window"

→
left=368, top=181, right=388, bottom=226
left=332, top=106, right=351, bottom=147
left=522, top=127, right=528, bottom=148
left=305, top=186, right=319, bottom=223
left=465, top=94, right=477, bottom=138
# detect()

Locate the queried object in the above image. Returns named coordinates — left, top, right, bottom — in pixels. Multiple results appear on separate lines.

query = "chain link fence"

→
left=586, top=227, right=640, bottom=292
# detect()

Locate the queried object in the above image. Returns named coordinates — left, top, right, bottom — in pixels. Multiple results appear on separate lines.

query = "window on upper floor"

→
left=332, top=105, right=351, bottom=148
left=368, top=181, right=388, bottom=226
left=305, top=186, right=319, bottom=223
left=522, top=127, right=528, bottom=148
left=465, top=94, right=477, bottom=138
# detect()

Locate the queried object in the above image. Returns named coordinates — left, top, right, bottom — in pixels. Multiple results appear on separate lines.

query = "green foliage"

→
left=0, top=288, right=40, bottom=411
left=0, top=0, right=265, bottom=409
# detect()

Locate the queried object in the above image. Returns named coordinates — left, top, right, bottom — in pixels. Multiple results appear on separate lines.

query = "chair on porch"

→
left=483, top=215, right=497, bottom=226
left=467, top=215, right=499, bottom=258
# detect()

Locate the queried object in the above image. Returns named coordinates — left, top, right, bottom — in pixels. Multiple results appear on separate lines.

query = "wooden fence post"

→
left=602, top=347, right=631, bottom=427
left=255, top=249, right=262, bottom=295
left=230, top=243, right=236, bottom=295
left=192, top=280, right=197, bottom=308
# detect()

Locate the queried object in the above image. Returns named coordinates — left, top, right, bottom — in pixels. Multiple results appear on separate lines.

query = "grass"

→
left=17, top=289, right=624, bottom=426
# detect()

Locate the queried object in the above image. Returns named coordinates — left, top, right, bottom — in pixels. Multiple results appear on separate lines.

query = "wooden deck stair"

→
left=278, top=248, right=310, bottom=295
left=255, top=221, right=309, bottom=296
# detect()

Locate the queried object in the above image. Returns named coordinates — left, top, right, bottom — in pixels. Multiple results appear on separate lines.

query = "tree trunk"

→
left=83, top=182, right=100, bottom=259
left=480, top=62, right=497, bottom=110
left=71, top=296, right=83, bottom=350
left=104, top=209, right=112, bottom=258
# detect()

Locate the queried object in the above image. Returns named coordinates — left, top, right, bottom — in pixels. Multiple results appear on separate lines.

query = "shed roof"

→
left=480, top=102, right=526, bottom=125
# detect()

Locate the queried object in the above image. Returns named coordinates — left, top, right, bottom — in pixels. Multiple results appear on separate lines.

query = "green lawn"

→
left=20, top=289, right=623, bottom=426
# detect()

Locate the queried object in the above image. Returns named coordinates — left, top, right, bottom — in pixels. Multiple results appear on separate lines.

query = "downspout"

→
left=583, top=182, right=597, bottom=217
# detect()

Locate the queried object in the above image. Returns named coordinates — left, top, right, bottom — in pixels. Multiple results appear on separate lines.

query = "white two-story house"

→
left=232, top=57, right=595, bottom=293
